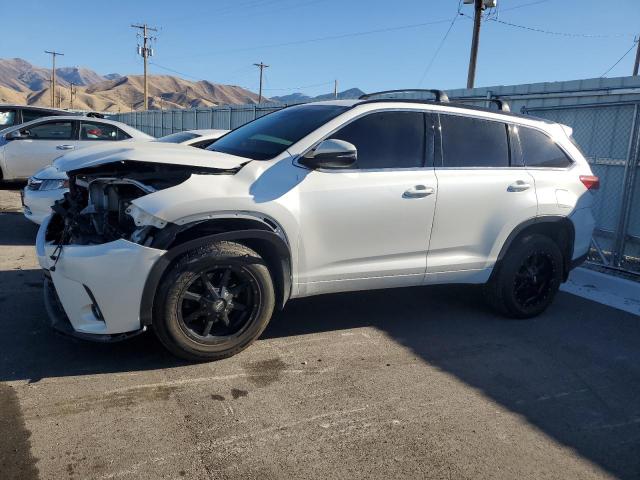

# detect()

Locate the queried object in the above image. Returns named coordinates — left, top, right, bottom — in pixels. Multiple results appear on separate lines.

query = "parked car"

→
left=0, top=105, right=70, bottom=129
left=36, top=90, right=598, bottom=361
left=22, top=128, right=229, bottom=224
left=156, top=129, right=230, bottom=149
left=0, top=116, right=152, bottom=182
left=0, top=104, right=103, bottom=129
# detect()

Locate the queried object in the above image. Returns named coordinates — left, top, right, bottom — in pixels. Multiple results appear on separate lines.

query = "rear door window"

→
left=440, top=114, right=510, bottom=168
left=328, top=111, right=428, bottom=169
left=80, top=121, right=120, bottom=141
left=0, top=108, right=17, bottom=127
left=518, top=126, right=573, bottom=168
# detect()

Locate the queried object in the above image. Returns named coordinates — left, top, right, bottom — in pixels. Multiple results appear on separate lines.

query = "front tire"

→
left=485, top=234, right=563, bottom=319
left=153, top=241, right=275, bottom=361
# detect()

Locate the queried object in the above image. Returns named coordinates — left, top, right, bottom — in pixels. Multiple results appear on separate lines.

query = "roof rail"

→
left=359, top=89, right=449, bottom=103
left=487, top=98, right=510, bottom=112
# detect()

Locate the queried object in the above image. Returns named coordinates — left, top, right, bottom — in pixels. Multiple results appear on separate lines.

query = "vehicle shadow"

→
left=266, top=287, right=640, bottom=479
left=0, top=212, right=39, bottom=246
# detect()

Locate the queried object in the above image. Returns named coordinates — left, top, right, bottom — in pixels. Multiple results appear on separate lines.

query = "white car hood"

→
left=53, top=142, right=248, bottom=172
left=33, top=164, right=66, bottom=180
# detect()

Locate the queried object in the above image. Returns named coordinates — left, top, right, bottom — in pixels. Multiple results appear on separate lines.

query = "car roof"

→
left=0, top=104, right=69, bottom=112
left=302, top=98, right=553, bottom=126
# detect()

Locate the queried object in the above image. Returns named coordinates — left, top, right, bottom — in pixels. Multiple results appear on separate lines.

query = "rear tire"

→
left=485, top=234, right=563, bottom=319
left=153, top=241, right=275, bottom=361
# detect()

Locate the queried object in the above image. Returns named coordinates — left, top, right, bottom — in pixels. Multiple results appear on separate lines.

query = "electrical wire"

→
left=499, top=0, right=550, bottom=13
left=164, top=17, right=454, bottom=61
left=600, top=40, right=639, bottom=77
left=417, top=1, right=462, bottom=87
left=465, top=14, right=635, bottom=39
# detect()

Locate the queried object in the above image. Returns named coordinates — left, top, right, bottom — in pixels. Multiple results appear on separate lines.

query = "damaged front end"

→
left=47, top=161, right=238, bottom=248
left=39, top=160, right=241, bottom=340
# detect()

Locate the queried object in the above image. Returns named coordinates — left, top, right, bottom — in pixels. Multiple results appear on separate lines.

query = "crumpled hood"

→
left=53, top=142, right=248, bottom=173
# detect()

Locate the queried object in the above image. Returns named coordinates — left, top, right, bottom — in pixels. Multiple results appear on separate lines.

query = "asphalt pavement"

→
left=1, top=186, right=639, bottom=480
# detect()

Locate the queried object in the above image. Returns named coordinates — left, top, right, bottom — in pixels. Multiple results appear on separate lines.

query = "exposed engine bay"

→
left=47, top=161, right=240, bottom=246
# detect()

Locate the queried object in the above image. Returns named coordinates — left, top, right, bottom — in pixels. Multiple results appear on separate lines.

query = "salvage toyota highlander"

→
left=36, top=90, right=598, bottom=360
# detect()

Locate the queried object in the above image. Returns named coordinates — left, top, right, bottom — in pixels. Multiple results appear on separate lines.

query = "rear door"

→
left=3, top=120, right=77, bottom=179
left=426, top=113, right=538, bottom=282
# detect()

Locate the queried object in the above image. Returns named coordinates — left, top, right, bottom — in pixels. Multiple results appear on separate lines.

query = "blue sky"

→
left=3, top=0, right=639, bottom=96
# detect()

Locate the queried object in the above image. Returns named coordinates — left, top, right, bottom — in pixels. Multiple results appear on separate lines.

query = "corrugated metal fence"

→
left=111, top=76, right=640, bottom=274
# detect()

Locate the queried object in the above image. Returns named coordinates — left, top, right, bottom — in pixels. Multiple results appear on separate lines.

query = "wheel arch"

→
left=140, top=218, right=292, bottom=326
left=494, top=216, right=575, bottom=281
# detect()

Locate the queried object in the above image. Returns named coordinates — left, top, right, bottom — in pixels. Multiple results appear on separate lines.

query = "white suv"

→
left=36, top=90, right=598, bottom=360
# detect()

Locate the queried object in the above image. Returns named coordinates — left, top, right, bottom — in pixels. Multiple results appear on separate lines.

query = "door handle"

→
left=507, top=180, right=532, bottom=192
left=56, top=144, right=75, bottom=150
left=403, top=185, right=435, bottom=198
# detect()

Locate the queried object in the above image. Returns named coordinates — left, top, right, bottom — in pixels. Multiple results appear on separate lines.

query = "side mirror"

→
left=6, top=130, right=27, bottom=140
left=299, top=139, right=357, bottom=170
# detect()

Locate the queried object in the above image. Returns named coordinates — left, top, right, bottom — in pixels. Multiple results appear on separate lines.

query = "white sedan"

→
left=1, top=116, right=152, bottom=181
left=22, top=129, right=229, bottom=224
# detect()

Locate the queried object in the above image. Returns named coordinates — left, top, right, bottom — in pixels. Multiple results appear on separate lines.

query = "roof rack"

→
left=359, top=89, right=449, bottom=103
left=486, top=98, right=510, bottom=112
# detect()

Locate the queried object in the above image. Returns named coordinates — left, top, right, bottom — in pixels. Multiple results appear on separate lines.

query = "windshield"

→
left=156, top=132, right=201, bottom=143
left=207, top=104, right=349, bottom=160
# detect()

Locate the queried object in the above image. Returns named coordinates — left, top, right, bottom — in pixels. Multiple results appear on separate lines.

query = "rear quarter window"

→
left=518, top=126, right=573, bottom=168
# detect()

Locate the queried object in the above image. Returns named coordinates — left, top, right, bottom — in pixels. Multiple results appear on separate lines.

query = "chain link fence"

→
left=522, top=102, right=640, bottom=273
left=114, top=104, right=286, bottom=138
left=111, top=85, right=640, bottom=275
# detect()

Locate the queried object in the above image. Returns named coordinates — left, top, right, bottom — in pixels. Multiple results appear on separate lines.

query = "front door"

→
left=4, top=120, right=77, bottom=178
left=295, top=110, right=439, bottom=296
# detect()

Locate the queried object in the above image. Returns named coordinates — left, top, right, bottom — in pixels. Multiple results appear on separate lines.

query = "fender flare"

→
left=139, top=229, right=292, bottom=326
left=494, top=215, right=575, bottom=277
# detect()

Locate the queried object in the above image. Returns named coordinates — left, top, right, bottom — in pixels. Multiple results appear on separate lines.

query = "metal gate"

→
left=524, top=102, right=640, bottom=273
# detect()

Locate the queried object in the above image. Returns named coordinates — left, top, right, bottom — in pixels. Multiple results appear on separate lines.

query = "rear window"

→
left=22, top=109, right=61, bottom=123
left=518, top=126, right=573, bottom=168
left=208, top=105, right=349, bottom=160
left=156, top=132, right=201, bottom=143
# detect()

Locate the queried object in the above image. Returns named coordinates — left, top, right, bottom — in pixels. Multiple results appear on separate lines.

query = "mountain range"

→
left=0, top=58, right=263, bottom=112
left=270, top=88, right=365, bottom=103
left=0, top=58, right=363, bottom=112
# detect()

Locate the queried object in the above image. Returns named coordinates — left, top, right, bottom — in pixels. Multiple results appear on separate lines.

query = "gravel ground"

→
left=1, top=186, right=639, bottom=480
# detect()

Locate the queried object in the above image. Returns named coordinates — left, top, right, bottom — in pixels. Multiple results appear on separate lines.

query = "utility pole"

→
left=69, top=82, right=76, bottom=109
left=45, top=50, right=64, bottom=108
left=253, top=62, right=269, bottom=103
left=334, top=79, right=338, bottom=99
left=131, top=23, right=158, bottom=111
left=465, top=0, right=492, bottom=89
left=633, top=36, right=640, bottom=76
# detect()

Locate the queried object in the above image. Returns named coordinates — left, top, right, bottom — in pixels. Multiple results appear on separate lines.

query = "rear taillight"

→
left=580, top=175, right=600, bottom=190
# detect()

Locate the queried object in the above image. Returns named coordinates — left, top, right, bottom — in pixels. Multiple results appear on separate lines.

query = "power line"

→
left=498, top=0, right=550, bottom=13
left=601, top=40, right=638, bottom=77
left=262, top=80, right=334, bottom=91
left=418, top=2, right=462, bottom=87
left=467, top=14, right=635, bottom=39
left=163, top=17, right=454, bottom=61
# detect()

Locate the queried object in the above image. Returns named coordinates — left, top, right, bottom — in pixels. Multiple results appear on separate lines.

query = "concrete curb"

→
left=561, top=267, right=640, bottom=316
